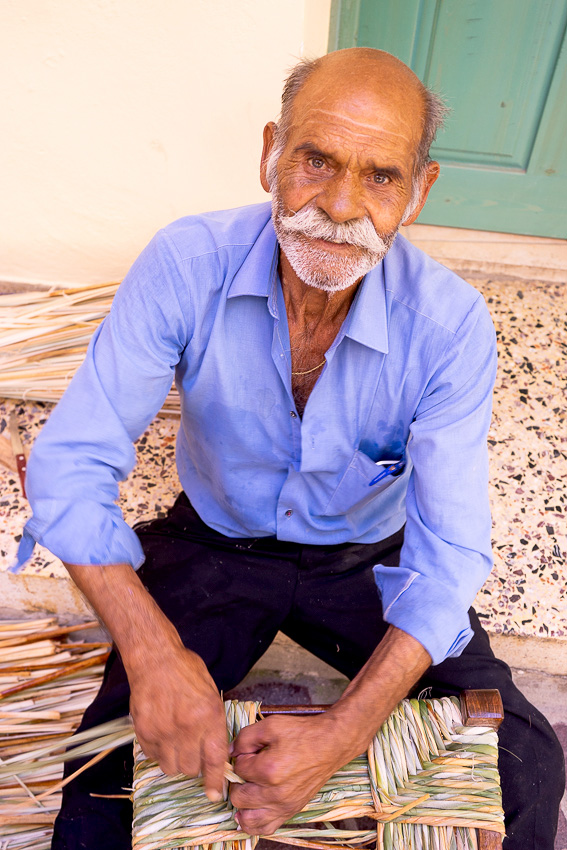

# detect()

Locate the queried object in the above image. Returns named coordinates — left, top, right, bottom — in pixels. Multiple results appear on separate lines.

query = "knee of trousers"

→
left=498, top=705, right=565, bottom=826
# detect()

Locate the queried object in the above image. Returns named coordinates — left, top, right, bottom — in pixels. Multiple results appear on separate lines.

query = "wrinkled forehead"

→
left=288, top=64, right=425, bottom=157
left=290, top=105, right=420, bottom=157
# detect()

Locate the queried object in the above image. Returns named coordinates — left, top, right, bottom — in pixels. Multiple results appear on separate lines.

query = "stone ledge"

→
left=258, top=632, right=567, bottom=679
left=489, top=633, right=567, bottom=677
left=0, top=569, right=93, bottom=620
left=404, top=223, right=567, bottom=284
left=436, top=257, right=567, bottom=284
left=2, top=571, right=565, bottom=677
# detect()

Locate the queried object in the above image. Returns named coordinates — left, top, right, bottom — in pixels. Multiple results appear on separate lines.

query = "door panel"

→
left=421, top=2, right=565, bottom=168
left=329, top=0, right=567, bottom=237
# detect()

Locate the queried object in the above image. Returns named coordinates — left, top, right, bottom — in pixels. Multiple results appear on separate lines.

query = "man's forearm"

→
left=329, top=625, right=432, bottom=760
left=64, top=562, right=183, bottom=670
left=64, top=561, right=229, bottom=797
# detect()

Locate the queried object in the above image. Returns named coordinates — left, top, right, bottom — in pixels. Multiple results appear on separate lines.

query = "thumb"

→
left=230, top=722, right=269, bottom=757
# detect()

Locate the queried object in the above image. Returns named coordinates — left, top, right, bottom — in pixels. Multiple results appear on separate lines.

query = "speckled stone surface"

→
left=0, top=403, right=180, bottom=577
left=1, top=276, right=565, bottom=641
left=476, top=278, right=566, bottom=640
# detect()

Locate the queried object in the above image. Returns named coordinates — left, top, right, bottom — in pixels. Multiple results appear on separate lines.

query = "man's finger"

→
left=202, top=732, right=228, bottom=802
left=232, top=750, right=279, bottom=785
left=233, top=748, right=289, bottom=786
left=230, top=779, right=274, bottom=810
left=231, top=722, right=271, bottom=756
left=174, top=747, right=201, bottom=779
left=232, top=752, right=257, bottom=781
left=137, top=737, right=180, bottom=777
left=236, top=807, right=284, bottom=836
left=155, top=750, right=184, bottom=776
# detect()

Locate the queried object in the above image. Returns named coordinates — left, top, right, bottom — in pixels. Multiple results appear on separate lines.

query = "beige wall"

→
left=1, top=0, right=332, bottom=286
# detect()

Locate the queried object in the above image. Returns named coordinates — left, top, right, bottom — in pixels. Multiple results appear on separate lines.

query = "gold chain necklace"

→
left=291, top=359, right=326, bottom=376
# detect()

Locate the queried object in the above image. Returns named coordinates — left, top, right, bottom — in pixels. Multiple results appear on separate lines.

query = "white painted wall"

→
left=1, top=0, right=332, bottom=286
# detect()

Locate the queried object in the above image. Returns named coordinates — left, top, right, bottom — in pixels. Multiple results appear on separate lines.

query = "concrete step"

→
left=404, top=223, right=567, bottom=283
left=0, top=569, right=92, bottom=620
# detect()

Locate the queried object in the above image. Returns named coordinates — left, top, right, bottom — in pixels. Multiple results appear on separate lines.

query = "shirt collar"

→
left=227, top=213, right=391, bottom=353
left=227, top=216, right=278, bottom=300
left=343, top=254, right=390, bottom=354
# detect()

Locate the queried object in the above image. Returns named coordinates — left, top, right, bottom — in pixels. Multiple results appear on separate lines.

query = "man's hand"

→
left=230, top=713, right=347, bottom=835
left=64, top=561, right=228, bottom=802
left=128, top=645, right=228, bottom=800
left=230, top=626, right=432, bottom=835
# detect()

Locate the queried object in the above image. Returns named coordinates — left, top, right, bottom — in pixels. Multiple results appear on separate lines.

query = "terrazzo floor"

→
left=0, top=275, right=565, bottom=642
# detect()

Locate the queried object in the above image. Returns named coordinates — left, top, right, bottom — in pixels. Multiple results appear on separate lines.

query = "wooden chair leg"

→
left=478, top=831, right=503, bottom=849
left=460, top=690, right=505, bottom=850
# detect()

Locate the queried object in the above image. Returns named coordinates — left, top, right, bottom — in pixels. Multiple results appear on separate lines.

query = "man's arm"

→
left=66, top=562, right=228, bottom=801
left=18, top=232, right=231, bottom=794
left=231, top=295, right=498, bottom=835
left=230, top=625, right=431, bottom=835
left=17, top=229, right=195, bottom=577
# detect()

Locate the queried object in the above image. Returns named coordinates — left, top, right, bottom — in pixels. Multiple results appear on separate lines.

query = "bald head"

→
left=277, top=48, right=446, bottom=177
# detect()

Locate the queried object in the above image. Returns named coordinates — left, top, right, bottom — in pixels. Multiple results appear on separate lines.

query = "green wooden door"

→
left=329, top=0, right=567, bottom=238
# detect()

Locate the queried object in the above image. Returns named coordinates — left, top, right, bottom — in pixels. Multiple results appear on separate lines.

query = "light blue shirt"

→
left=16, top=203, right=497, bottom=665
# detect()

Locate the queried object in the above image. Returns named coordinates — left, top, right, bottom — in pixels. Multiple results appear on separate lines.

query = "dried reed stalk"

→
left=0, top=284, right=180, bottom=416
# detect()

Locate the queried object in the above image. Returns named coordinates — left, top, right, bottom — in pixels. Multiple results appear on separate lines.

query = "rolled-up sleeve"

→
left=373, top=296, right=497, bottom=665
left=13, top=230, right=192, bottom=571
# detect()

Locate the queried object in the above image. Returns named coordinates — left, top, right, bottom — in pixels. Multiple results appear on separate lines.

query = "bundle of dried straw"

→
left=0, top=617, right=112, bottom=850
left=0, top=283, right=180, bottom=415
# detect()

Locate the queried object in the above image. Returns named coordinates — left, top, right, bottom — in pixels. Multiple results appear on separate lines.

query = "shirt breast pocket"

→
left=322, top=450, right=405, bottom=517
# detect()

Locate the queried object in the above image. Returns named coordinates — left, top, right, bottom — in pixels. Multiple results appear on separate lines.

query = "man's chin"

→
left=303, top=276, right=362, bottom=293
left=283, top=246, right=384, bottom=292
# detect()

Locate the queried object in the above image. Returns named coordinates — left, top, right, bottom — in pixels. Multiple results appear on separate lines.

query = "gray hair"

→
left=272, top=56, right=449, bottom=183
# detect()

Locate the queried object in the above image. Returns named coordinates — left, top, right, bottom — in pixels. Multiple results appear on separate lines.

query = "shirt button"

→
left=285, top=509, right=293, bottom=517
left=290, top=410, right=297, bottom=418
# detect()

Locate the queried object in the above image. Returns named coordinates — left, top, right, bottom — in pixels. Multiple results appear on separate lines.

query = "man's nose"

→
left=317, top=171, right=366, bottom=223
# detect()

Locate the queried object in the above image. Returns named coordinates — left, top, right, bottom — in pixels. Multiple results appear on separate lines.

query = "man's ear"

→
left=401, top=161, right=440, bottom=227
left=260, top=122, right=277, bottom=193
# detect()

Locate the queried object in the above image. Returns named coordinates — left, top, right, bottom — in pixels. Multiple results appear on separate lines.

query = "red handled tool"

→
left=9, top=414, right=27, bottom=499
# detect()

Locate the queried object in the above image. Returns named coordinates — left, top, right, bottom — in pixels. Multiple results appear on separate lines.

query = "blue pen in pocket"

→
left=369, top=459, right=405, bottom=487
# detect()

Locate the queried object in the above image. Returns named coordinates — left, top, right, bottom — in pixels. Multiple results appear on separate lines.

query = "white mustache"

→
left=278, top=204, right=390, bottom=254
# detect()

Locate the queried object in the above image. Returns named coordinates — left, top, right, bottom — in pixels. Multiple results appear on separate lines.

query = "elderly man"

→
left=19, top=48, right=563, bottom=849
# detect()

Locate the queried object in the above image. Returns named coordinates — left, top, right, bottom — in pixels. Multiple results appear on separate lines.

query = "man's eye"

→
left=373, top=173, right=390, bottom=185
left=309, top=157, right=325, bottom=169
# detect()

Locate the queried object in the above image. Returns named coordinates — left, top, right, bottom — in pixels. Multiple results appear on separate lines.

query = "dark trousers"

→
left=52, top=493, right=564, bottom=849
